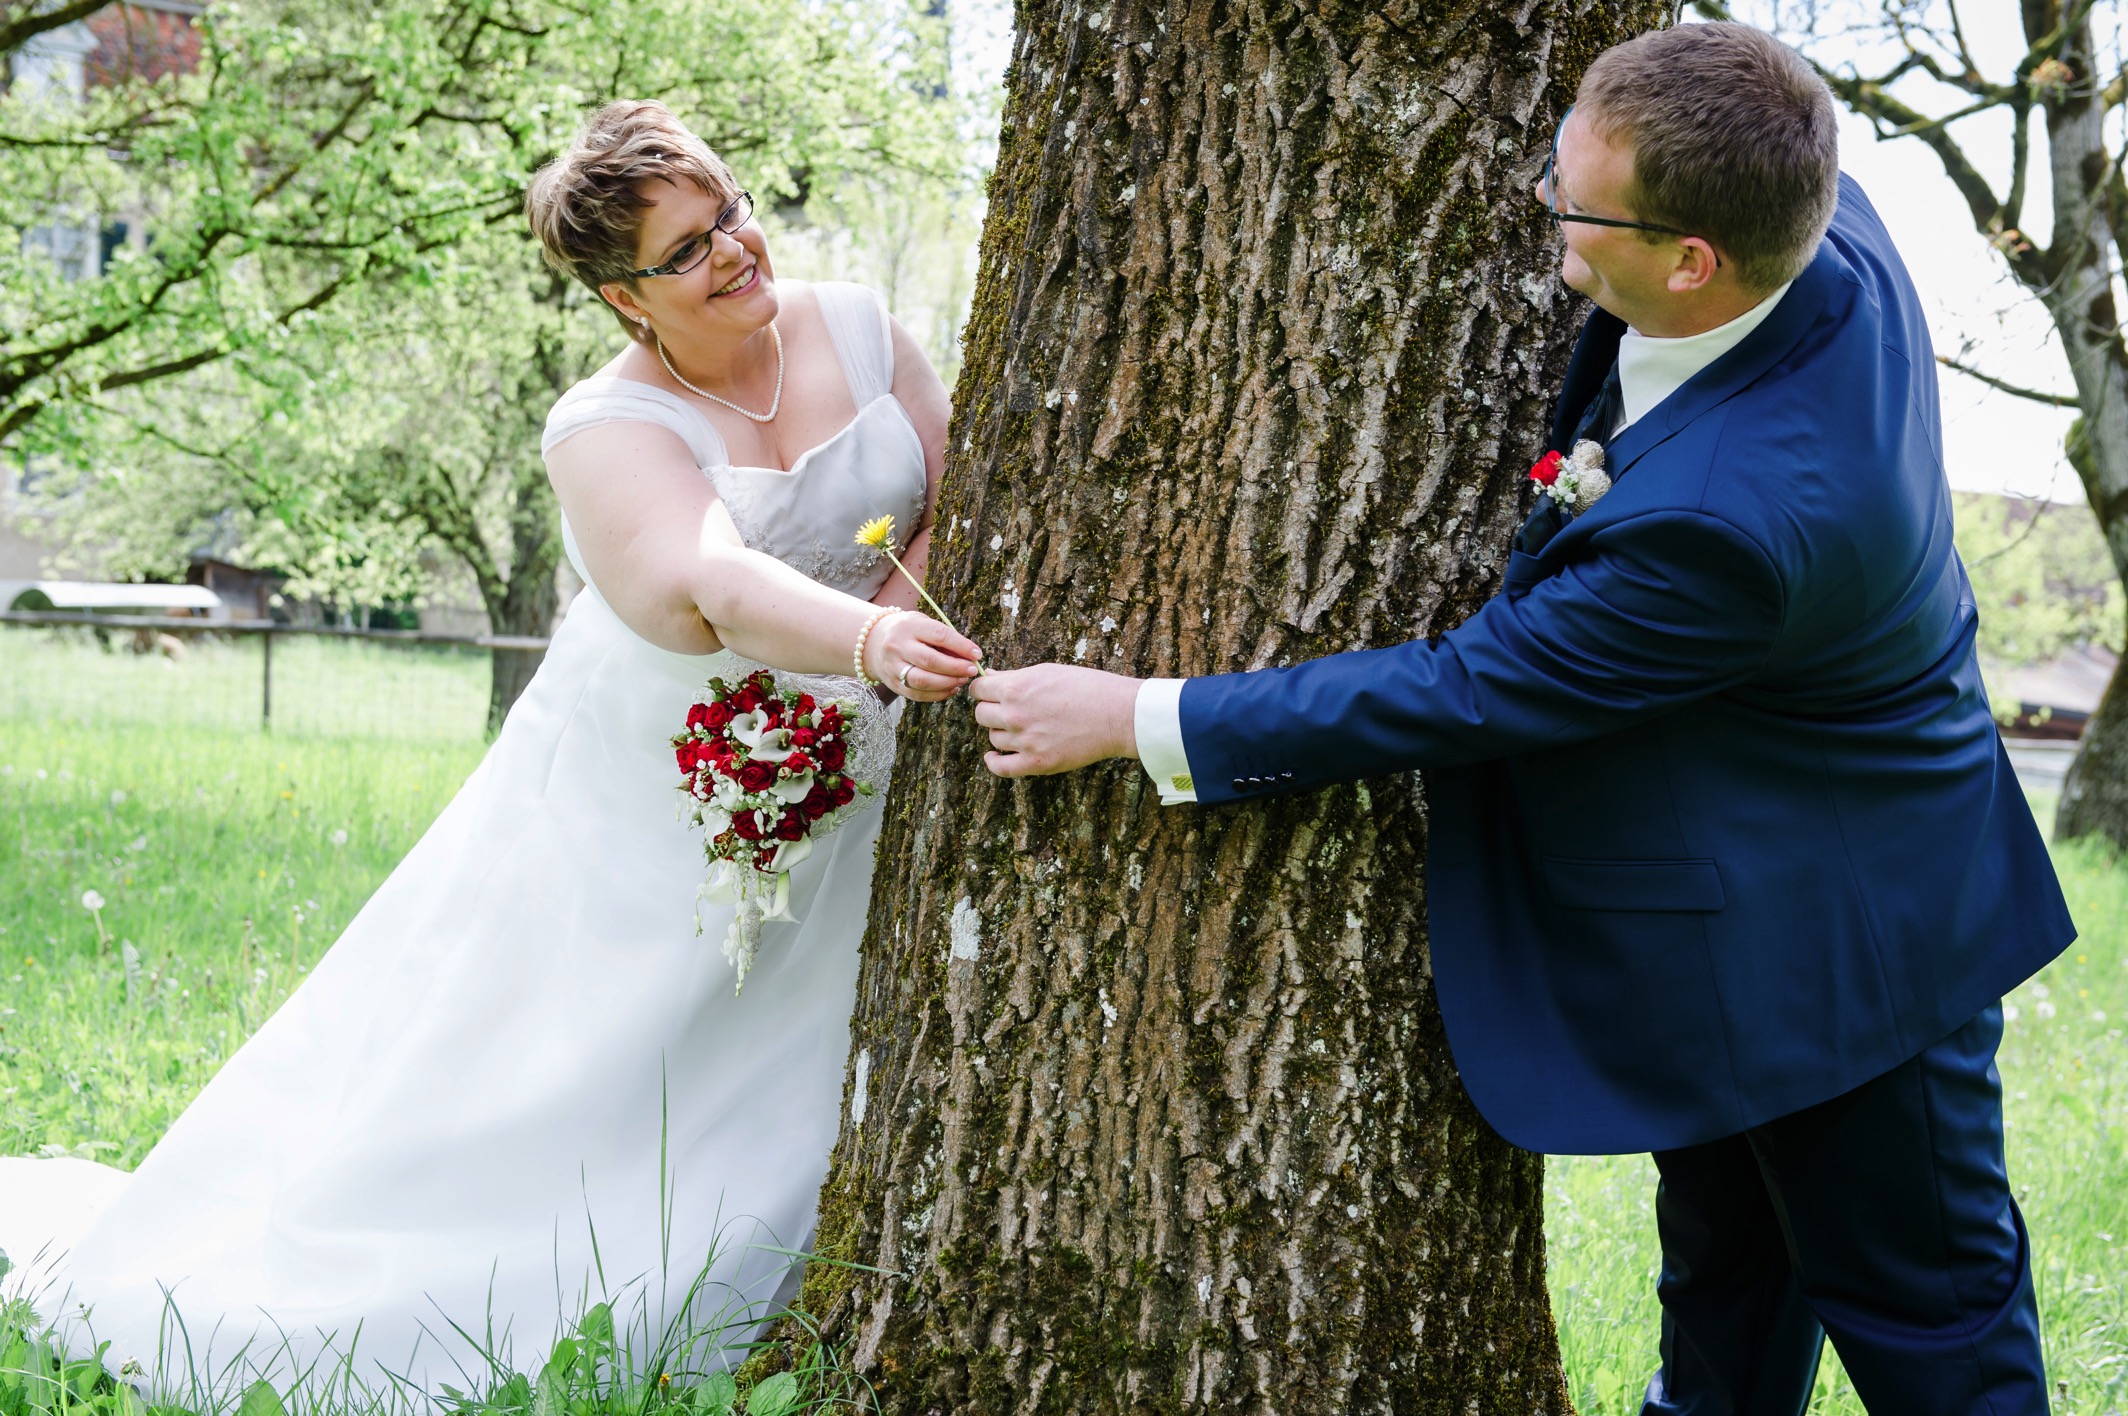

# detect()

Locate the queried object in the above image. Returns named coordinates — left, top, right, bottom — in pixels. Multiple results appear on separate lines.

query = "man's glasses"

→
left=1541, top=107, right=1720, bottom=266
left=628, top=191, right=755, bottom=279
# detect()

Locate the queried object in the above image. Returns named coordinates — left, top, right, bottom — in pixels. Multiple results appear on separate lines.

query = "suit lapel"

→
left=1549, top=309, right=1626, bottom=454
left=1603, top=245, right=1847, bottom=479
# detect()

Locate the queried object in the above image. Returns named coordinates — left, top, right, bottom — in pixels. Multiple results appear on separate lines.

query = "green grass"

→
left=0, top=719, right=485, bottom=1166
left=2, top=703, right=2122, bottom=1411
left=0, top=628, right=491, bottom=747
left=1548, top=832, right=2128, bottom=1415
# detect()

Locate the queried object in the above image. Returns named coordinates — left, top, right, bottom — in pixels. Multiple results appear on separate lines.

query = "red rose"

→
left=675, top=742, right=696, bottom=773
left=800, top=782, right=832, bottom=820
left=818, top=739, right=847, bottom=771
left=730, top=810, right=765, bottom=840
left=731, top=686, right=764, bottom=713
left=783, top=750, right=814, bottom=775
left=738, top=760, right=777, bottom=793
left=789, top=727, right=819, bottom=750
left=828, top=777, right=856, bottom=809
left=819, top=704, right=843, bottom=728
left=795, top=694, right=817, bottom=715
left=1529, top=450, right=1563, bottom=487
left=686, top=703, right=714, bottom=730
left=774, top=811, right=807, bottom=841
left=700, top=701, right=734, bottom=731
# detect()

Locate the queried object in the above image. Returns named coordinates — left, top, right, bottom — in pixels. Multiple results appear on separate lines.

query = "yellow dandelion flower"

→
left=849, top=513, right=988, bottom=678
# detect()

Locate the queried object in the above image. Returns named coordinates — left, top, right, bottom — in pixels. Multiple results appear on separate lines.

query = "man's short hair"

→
left=1579, top=23, right=1839, bottom=293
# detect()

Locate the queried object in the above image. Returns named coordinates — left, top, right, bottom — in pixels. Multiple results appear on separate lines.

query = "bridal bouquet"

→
left=673, top=670, right=872, bottom=990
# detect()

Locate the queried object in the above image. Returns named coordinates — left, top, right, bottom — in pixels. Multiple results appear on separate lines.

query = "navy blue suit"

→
left=1174, top=177, right=2070, bottom=1412
left=1178, top=176, right=2072, bottom=1153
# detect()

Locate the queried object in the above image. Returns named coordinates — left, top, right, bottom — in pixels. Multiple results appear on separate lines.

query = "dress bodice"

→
left=540, top=282, right=928, bottom=603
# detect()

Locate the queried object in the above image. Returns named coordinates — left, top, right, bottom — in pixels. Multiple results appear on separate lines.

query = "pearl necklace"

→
left=655, top=323, right=783, bottom=423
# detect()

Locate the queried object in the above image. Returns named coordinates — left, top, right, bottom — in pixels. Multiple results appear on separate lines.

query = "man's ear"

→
left=1667, top=238, right=1721, bottom=294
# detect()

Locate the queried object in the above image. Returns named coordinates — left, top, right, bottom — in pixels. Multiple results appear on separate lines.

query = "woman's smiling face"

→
left=602, top=177, right=778, bottom=338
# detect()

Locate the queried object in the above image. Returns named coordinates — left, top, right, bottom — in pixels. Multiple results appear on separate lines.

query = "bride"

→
left=0, top=99, right=980, bottom=1393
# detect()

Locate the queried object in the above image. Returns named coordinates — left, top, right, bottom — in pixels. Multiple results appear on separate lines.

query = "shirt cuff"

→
left=1134, top=677, right=1198, bottom=805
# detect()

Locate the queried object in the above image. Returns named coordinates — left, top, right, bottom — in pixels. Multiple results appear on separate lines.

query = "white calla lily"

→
left=766, top=836, right=812, bottom=878
left=751, top=731, right=796, bottom=764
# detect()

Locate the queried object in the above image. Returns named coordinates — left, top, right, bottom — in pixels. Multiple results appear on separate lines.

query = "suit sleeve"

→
left=1179, top=509, right=1787, bottom=804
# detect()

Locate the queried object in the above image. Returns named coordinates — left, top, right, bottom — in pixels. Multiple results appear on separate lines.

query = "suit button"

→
left=1231, top=777, right=1247, bottom=793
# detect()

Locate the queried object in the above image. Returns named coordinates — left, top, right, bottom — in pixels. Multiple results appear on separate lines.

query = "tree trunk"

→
left=480, top=463, right=562, bottom=735
left=2031, top=10, right=2128, bottom=848
left=794, top=1, right=1664, bottom=1410
left=2058, top=639, right=2128, bottom=842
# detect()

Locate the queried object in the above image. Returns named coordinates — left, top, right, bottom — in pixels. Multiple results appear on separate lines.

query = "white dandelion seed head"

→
left=329, top=829, right=349, bottom=847
left=81, top=890, right=105, bottom=912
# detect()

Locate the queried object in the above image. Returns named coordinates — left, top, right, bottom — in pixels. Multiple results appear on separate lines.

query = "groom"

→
left=968, top=22, right=2073, bottom=1416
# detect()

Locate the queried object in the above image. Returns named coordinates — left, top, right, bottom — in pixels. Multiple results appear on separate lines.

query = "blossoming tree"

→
left=796, top=0, right=1667, bottom=1409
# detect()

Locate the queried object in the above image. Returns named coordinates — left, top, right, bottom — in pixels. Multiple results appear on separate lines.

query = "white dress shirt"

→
left=1135, top=281, right=1794, bottom=804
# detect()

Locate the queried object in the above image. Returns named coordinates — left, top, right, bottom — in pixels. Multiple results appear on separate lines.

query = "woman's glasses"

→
left=629, top=191, right=755, bottom=279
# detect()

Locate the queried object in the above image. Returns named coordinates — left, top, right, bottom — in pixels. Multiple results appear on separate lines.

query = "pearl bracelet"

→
left=852, top=607, right=903, bottom=687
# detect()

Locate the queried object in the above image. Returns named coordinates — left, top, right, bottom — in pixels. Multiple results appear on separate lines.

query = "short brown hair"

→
left=1578, top=23, right=1838, bottom=293
left=525, top=100, right=738, bottom=341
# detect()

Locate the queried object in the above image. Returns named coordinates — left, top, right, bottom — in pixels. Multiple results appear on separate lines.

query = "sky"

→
left=949, top=0, right=2098, bottom=505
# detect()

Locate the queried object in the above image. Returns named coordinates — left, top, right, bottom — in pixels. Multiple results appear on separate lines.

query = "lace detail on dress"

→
left=712, top=472, right=768, bottom=548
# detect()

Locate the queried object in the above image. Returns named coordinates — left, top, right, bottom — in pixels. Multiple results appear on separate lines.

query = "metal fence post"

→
left=261, top=627, right=273, bottom=730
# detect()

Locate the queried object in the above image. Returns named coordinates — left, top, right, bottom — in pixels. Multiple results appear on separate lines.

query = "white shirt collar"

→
left=1614, top=281, right=1794, bottom=434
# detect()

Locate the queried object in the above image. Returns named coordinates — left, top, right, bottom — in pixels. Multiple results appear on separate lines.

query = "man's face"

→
left=1537, top=108, right=1691, bottom=326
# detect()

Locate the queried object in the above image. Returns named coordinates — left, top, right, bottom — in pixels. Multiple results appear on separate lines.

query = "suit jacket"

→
left=1176, top=175, right=2074, bottom=1154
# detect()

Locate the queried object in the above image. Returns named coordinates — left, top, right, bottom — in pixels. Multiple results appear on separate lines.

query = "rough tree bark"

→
left=800, top=1, right=1664, bottom=1410
left=2034, top=6, right=2128, bottom=848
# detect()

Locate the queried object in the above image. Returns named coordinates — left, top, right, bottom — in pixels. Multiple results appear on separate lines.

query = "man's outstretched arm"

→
left=970, top=506, right=1788, bottom=802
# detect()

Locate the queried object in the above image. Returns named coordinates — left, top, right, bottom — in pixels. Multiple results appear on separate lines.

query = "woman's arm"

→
left=545, top=419, right=978, bottom=698
left=869, top=314, right=951, bottom=612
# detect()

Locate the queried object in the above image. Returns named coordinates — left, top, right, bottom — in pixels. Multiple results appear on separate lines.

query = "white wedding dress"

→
left=0, top=282, right=927, bottom=1395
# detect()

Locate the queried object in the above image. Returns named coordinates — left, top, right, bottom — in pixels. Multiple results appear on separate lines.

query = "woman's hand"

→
left=864, top=612, right=983, bottom=702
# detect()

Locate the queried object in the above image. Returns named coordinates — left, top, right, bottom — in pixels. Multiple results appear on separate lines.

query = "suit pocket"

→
left=1543, top=856, right=1725, bottom=913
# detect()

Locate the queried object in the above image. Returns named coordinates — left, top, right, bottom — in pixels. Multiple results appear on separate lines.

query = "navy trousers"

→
left=1641, top=1004, right=2047, bottom=1415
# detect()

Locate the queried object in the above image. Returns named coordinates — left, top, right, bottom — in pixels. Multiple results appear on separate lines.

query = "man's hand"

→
left=968, top=665, right=1141, bottom=778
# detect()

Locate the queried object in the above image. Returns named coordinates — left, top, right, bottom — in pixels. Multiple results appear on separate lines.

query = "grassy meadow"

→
left=1, top=629, right=2123, bottom=1412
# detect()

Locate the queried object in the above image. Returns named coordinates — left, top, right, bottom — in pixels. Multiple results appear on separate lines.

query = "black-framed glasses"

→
left=628, top=190, right=755, bottom=279
left=1540, top=107, right=1721, bottom=266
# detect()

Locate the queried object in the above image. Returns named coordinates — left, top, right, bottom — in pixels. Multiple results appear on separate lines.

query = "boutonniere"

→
left=1528, top=439, right=1612, bottom=514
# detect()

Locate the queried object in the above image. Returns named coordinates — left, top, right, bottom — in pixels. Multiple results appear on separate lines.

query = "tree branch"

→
left=0, top=0, right=111, bottom=60
left=1936, top=353, right=2080, bottom=408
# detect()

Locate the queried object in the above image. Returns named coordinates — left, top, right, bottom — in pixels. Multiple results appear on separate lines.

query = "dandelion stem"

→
left=878, top=545, right=987, bottom=675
